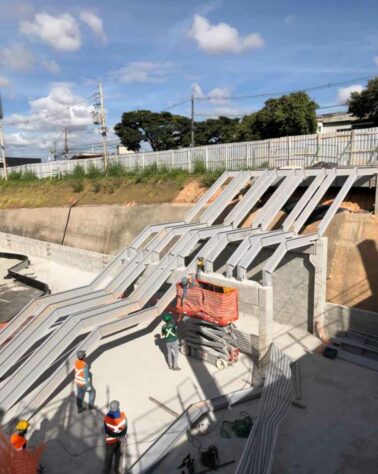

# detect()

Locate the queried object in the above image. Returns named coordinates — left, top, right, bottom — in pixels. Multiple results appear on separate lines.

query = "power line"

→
left=195, top=75, right=376, bottom=102
left=165, top=97, right=191, bottom=111
left=194, top=103, right=348, bottom=119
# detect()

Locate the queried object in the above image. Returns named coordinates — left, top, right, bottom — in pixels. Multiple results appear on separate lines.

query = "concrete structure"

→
left=0, top=167, right=377, bottom=473
left=0, top=232, right=112, bottom=273
left=0, top=204, right=191, bottom=255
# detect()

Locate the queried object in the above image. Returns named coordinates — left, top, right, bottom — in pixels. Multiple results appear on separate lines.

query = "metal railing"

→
left=1, top=128, right=377, bottom=179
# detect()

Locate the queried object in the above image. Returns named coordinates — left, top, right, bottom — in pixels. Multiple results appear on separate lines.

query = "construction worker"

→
left=74, top=350, right=95, bottom=413
left=103, top=400, right=127, bottom=474
left=10, top=419, right=29, bottom=451
left=162, top=313, right=181, bottom=370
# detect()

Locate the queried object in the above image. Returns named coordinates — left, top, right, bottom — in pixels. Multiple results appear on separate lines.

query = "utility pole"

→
left=99, top=81, right=108, bottom=173
left=0, top=94, right=7, bottom=180
left=190, top=94, right=195, bottom=147
left=64, top=128, right=69, bottom=159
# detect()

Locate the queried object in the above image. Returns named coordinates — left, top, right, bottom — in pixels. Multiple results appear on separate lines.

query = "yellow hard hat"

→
left=16, top=419, right=29, bottom=431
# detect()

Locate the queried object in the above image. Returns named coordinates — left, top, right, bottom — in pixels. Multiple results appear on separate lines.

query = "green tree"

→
left=348, top=77, right=378, bottom=126
left=195, top=116, right=240, bottom=145
left=240, top=92, right=318, bottom=140
left=114, top=110, right=191, bottom=152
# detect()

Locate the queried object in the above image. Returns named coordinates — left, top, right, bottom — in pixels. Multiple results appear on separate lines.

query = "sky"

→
left=0, top=0, right=377, bottom=158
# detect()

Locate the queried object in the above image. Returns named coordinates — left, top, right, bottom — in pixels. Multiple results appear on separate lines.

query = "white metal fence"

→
left=1, top=128, right=377, bottom=179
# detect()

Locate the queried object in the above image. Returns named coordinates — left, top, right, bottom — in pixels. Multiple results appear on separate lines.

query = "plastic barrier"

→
left=176, top=280, right=238, bottom=326
left=0, top=431, right=45, bottom=474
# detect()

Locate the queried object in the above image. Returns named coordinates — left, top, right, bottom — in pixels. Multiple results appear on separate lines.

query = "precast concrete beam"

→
left=237, top=231, right=294, bottom=280
left=200, top=171, right=252, bottom=225
left=293, top=171, right=336, bottom=233
left=252, top=170, right=304, bottom=230
left=262, top=233, right=319, bottom=286
left=184, top=171, right=233, bottom=223
left=202, top=227, right=262, bottom=273
left=283, top=174, right=326, bottom=231
left=224, top=170, right=277, bottom=227
left=318, top=170, right=357, bottom=236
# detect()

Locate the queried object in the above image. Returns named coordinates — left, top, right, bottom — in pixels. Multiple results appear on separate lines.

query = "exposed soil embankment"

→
left=324, top=212, right=378, bottom=312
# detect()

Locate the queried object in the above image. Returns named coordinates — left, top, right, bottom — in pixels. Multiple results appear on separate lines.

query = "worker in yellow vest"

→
left=103, top=400, right=127, bottom=474
left=74, top=350, right=95, bottom=413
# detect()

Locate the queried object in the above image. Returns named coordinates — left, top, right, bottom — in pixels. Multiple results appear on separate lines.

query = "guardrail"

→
left=1, top=127, right=377, bottom=179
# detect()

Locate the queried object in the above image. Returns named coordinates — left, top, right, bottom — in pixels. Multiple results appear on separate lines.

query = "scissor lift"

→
left=180, top=316, right=239, bottom=369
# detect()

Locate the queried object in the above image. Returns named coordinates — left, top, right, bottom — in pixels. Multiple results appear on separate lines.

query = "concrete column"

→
left=309, top=237, right=328, bottom=336
left=375, top=174, right=378, bottom=215
left=258, top=285, right=274, bottom=360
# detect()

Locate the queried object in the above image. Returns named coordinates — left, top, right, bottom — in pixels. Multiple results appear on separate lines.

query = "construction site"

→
left=0, top=156, right=377, bottom=473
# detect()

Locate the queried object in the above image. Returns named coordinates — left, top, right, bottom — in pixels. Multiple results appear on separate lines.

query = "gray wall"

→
left=0, top=232, right=113, bottom=273
left=0, top=204, right=191, bottom=255
left=323, top=302, right=378, bottom=337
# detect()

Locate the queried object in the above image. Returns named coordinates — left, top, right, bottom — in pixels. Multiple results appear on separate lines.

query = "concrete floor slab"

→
left=12, top=325, right=254, bottom=473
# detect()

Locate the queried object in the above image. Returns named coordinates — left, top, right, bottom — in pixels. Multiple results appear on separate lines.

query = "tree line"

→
left=114, top=78, right=378, bottom=152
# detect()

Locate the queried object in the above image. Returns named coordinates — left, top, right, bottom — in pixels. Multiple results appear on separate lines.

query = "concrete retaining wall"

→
left=0, top=232, right=113, bottom=273
left=323, top=302, right=378, bottom=337
left=0, top=204, right=191, bottom=255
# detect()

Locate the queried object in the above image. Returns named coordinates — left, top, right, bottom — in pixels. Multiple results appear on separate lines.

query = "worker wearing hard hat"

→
left=10, top=419, right=29, bottom=451
left=74, top=350, right=95, bottom=413
left=103, top=400, right=128, bottom=474
left=161, top=313, right=181, bottom=370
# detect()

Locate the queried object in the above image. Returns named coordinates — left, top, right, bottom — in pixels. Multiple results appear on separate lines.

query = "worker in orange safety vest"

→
left=103, top=400, right=128, bottom=474
left=10, top=419, right=29, bottom=451
left=74, top=350, right=95, bottom=413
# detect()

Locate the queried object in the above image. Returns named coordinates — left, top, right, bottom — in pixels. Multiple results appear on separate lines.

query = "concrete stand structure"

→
left=0, top=166, right=377, bottom=473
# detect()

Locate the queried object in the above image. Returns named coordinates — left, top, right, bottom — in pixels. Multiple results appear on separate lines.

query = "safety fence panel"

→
left=1, top=128, right=377, bottom=179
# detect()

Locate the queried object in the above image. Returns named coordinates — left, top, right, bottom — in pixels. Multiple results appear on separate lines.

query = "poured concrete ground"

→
left=10, top=328, right=375, bottom=474
left=1, top=252, right=377, bottom=473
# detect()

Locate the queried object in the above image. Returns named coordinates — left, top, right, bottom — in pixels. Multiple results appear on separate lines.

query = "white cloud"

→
left=209, top=86, right=230, bottom=103
left=191, top=82, right=205, bottom=98
left=284, top=14, right=295, bottom=26
left=20, top=12, right=81, bottom=51
left=0, top=42, right=60, bottom=75
left=0, top=76, right=11, bottom=88
left=80, top=11, right=106, bottom=43
left=0, top=43, right=36, bottom=71
left=4, top=84, right=99, bottom=156
left=41, top=58, right=60, bottom=74
left=115, top=62, right=174, bottom=83
left=5, top=84, right=93, bottom=133
left=189, top=14, right=264, bottom=54
left=373, top=56, right=378, bottom=66
left=337, top=84, right=364, bottom=104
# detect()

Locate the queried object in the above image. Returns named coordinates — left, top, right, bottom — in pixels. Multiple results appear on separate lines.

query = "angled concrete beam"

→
left=200, top=172, right=252, bottom=225
left=202, top=227, right=262, bottom=273
left=184, top=171, right=233, bottom=223
left=225, top=229, right=282, bottom=279
left=224, top=170, right=277, bottom=227
left=293, top=171, right=336, bottom=233
left=262, top=233, right=319, bottom=286
left=283, top=174, right=326, bottom=231
left=318, top=170, right=358, bottom=236
left=237, top=231, right=294, bottom=280
left=252, top=172, right=304, bottom=231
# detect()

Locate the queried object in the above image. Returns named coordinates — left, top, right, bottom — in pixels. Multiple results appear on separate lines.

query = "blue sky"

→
left=0, top=0, right=377, bottom=157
